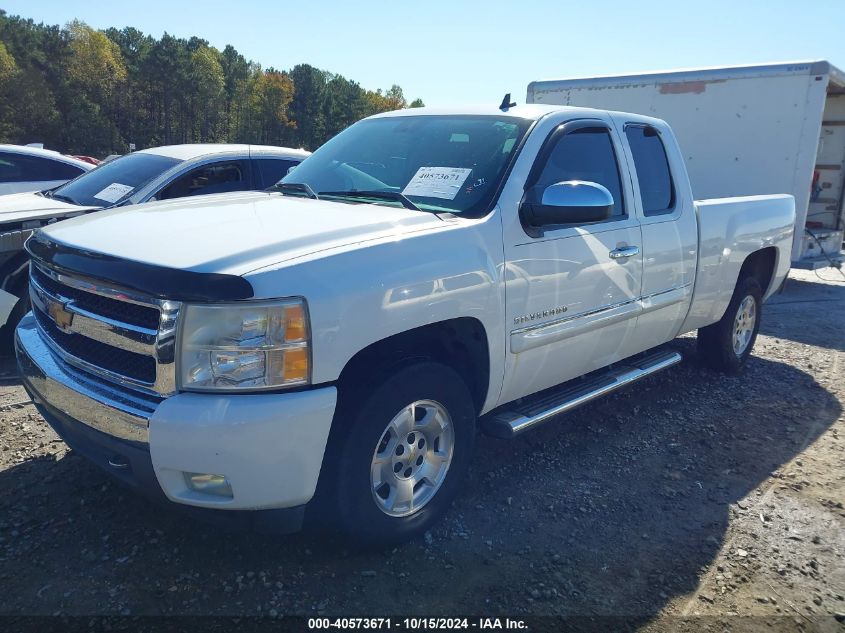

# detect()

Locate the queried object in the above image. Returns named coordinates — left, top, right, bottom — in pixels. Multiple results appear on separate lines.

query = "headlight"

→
left=177, top=299, right=310, bottom=392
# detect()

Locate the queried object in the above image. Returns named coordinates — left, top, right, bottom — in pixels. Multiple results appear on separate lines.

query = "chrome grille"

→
left=29, top=260, right=180, bottom=396
left=31, top=265, right=160, bottom=330
left=32, top=308, right=157, bottom=382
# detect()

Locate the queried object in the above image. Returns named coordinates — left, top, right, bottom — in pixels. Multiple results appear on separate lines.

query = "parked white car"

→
left=16, top=105, right=794, bottom=544
left=0, top=144, right=310, bottom=349
left=0, top=144, right=93, bottom=196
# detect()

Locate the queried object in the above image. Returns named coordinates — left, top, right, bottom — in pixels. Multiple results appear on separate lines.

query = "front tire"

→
left=697, top=276, right=762, bottom=373
left=323, top=361, right=476, bottom=546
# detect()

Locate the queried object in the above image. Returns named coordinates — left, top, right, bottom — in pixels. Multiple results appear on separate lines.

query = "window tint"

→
left=159, top=160, right=250, bottom=200
left=282, top=115, right=532, bottom=215
left=625, top=125, right=674, bottom=216
left=0, top=152, right=26, bottom=183
left=8, top=155, right=55, bottom=181
left=54, top=152, right=181, bottom=207
left=0, top=152, right=85, bottom=183
left=254, top=158, right=300, bottom=188
left=52, top=161, right=86, bottom=180
left=535, top=128, right=625, bottom=217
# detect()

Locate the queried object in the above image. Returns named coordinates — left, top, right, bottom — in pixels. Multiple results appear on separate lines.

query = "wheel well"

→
left=0, top=251, right=30, bottom=297
left=336, top=318, right=490, bottom=414
left=738, top=247, right=777, bottom=295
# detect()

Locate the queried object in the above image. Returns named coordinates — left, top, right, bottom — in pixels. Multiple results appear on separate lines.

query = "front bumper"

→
left=15, top=313, right=337, bottom=531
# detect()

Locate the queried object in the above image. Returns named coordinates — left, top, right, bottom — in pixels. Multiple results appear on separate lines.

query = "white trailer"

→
left=527, top=60, right=845, bottom=268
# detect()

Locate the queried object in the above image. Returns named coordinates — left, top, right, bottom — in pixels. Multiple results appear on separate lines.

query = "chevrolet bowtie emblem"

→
left=47, top=300, right=74, bottom=332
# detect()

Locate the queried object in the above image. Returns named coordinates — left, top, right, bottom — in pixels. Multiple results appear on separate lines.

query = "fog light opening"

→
left=183, top=472, right=233, bottom=498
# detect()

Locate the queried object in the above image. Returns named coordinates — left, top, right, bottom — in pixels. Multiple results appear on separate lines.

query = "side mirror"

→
left=520, top=180, right=614, bottom=230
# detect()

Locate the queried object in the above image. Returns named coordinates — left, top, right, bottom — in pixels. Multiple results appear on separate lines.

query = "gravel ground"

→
left=0, top=269, right=843, bottom=631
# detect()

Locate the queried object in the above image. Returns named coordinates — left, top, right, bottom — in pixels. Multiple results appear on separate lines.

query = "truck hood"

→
left=0, top=192, right=98, bottom=225
left=39, top=191, right=445, bottom=276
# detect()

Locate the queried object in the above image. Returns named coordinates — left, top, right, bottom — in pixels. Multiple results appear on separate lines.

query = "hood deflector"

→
left=25, top=231, right=254, bottom=302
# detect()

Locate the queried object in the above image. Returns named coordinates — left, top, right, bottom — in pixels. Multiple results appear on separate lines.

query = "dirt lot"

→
left=0, top=269, right=843, bottom=631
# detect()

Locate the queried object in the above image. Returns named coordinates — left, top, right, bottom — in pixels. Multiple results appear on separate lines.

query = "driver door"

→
left=498, top=119, right=643, bottom=405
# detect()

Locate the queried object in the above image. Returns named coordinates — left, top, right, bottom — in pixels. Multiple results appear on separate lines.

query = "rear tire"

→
left=697, top=276, right=762, bottom=373
left=320, top=361, right=476, bottom=547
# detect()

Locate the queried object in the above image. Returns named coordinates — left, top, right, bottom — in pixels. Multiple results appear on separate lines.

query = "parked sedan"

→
left=0, top=144, right=310, bottom=350
left=0, top=144, right=94, bottom=195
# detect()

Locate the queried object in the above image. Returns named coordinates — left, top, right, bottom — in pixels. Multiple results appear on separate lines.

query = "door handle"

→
left=609, top=246, right=640, bottom=260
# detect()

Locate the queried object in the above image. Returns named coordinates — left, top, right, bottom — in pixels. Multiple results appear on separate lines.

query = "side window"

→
left=52, top=161, right=86, bottom=180
left=253, top=158, right=300, bottom=188
left=0, top=153, right=72, bottom=183
left=625, top=125, right=675, bottom=216
left=0, top=152, right=23, bottom=183
left=159, top=160, right=251, bottom=200
left=534, top=127, right=625, bottom=218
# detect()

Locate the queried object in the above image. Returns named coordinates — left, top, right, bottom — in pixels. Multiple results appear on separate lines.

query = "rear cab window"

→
left=624, top=125, right=675, bottom=216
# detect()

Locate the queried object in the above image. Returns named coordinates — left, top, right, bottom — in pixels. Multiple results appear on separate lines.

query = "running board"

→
left=482, top=350, right=682, bottom=438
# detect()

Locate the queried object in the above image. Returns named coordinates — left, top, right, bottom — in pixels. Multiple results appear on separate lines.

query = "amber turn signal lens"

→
left=285, top=304, right=307, bottom=342
left=283, top=347, right=309, bottom=382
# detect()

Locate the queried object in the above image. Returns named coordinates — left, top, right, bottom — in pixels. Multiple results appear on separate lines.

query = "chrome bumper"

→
left=15, top=313, right=159, bottom=443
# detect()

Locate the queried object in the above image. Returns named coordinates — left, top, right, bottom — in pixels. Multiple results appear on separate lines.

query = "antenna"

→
left=499, top=93, right=517, bottom=111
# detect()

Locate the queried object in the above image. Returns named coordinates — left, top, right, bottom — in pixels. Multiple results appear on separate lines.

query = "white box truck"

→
left=527, top=60, right=845, bottom=268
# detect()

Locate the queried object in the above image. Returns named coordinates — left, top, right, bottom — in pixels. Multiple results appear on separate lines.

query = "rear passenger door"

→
left=499, top=118, right=644, bottom=405
left=618, top=121, right=697, bottom=350
left=253, top=157, right=302, bottom=189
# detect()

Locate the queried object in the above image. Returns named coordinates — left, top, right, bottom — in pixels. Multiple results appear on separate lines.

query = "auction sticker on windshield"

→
left=93, top=183, right=134, bottom=203
left=402, top=167, right=472, bottom=200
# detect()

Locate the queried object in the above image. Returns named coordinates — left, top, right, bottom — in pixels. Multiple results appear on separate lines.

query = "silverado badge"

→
left=514, top=305, right=568, bottom=326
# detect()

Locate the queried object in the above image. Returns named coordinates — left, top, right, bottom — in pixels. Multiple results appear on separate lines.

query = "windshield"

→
left=281, top=115, right=532, bottom=214
left=52, top=152, right=181, bottom=207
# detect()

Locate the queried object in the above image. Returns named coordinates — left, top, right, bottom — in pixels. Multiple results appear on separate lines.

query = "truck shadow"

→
left=457, top=337, right=841, bottom=617
left=764, top=276, right=845, bottom=351
left=0, top=340, right=838, bottom=619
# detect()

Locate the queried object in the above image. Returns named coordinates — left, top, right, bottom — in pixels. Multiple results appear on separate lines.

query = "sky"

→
left=4, top=0, right=845, bottom=107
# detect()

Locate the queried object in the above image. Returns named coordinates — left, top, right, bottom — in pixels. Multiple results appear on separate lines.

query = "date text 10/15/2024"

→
left=307, top=618, right=528, bottom=630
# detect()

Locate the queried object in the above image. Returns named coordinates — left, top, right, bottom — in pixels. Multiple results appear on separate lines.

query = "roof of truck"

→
left=370, top=104, right=582, bottom=121
left=529, top=60, right=845, bottom=91
left=368, top=104, right=673, bottom=130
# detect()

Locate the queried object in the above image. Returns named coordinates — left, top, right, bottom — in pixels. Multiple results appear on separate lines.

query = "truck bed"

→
left=680, top=194, right=795, bottom=334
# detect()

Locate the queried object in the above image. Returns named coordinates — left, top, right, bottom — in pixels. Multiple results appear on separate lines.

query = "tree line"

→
left=0, top=10, right=424, bottom=156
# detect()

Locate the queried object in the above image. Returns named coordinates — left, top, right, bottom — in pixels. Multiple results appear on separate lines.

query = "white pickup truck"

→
left=15, top=104, right=795, bottom=544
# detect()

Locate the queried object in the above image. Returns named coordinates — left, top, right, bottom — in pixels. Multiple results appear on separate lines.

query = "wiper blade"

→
left=273, top=182, right=319, bottom=199
left=39, top=186, right=61, bottom=198
left=50, top=193, right=80, bottom=206
left=318, top=190, right=421, bottom=211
